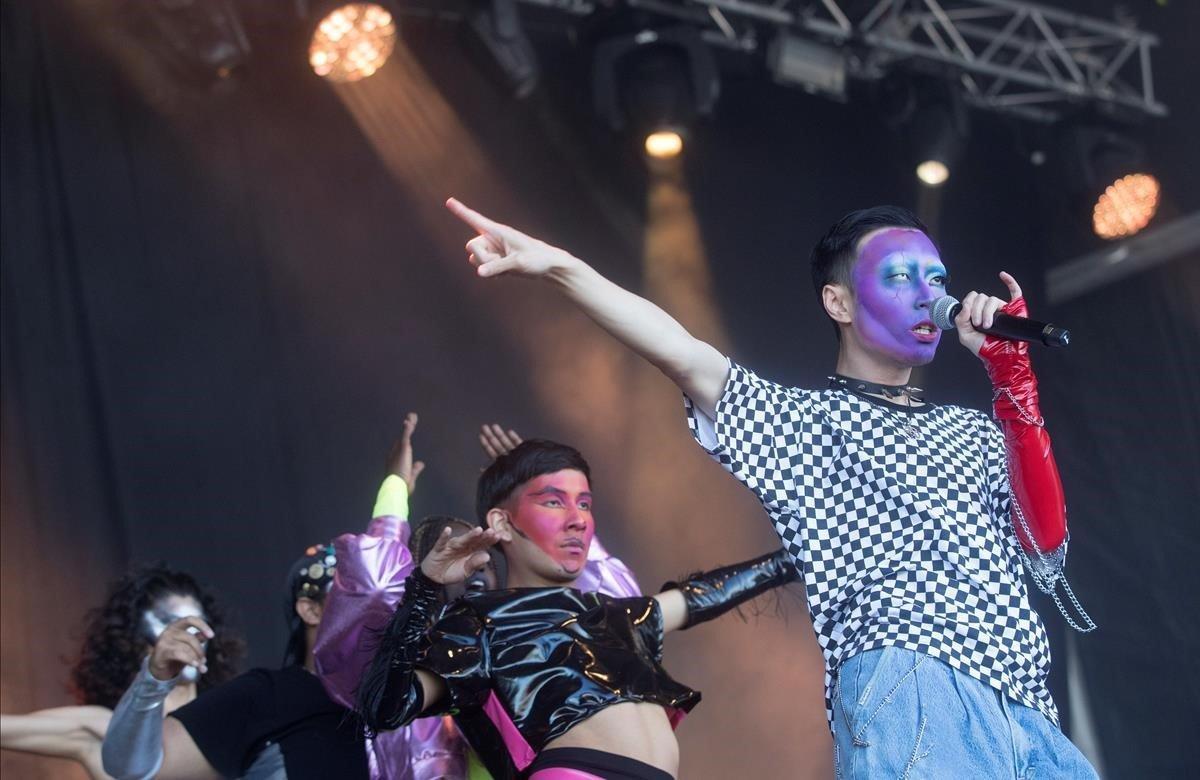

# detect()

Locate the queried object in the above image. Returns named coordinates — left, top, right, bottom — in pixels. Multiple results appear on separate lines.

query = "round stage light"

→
left=645, top=131, right=683, bottom=159
left=1092, top=173, right=1160, bottom=239
left=916, top=160, right=950, bottom=187
left=309, top=4, right=396, bottom=83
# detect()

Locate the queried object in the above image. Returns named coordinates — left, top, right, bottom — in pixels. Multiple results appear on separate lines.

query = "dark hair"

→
left=409, top=515, right=477, bottom=563
left=475, top=439, right=591, bottom=524
left=69, top=564, right=242, bottom=708
left=809, top=206, right=929, bottom=338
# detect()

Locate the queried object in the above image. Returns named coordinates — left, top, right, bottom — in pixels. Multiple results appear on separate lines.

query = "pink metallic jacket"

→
left=314, top=508, right=641, bottom=780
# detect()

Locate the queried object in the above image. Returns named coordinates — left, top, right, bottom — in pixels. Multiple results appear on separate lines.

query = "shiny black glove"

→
left=663, top=548, right=798, bottom=630
left=357, top=569, right=442, bottom=732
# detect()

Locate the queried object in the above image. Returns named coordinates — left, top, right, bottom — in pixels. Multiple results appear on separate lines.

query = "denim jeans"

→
left=832, top=647, right=1099, bottom=779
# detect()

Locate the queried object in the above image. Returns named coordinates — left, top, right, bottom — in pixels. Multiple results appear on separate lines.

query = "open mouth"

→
left=465, top=578, right=487, bottom=593
left=911, top=321, right=939, bottom=341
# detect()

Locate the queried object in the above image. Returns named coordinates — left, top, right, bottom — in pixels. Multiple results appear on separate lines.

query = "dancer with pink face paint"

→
left=444, top=200, right=1097, bottom=778
left=314, top=419, right=643, bottom=780
left=358, top=439, right=798, bottom=780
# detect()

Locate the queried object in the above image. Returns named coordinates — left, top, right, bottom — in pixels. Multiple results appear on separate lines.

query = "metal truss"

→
left=521, top=0, right=1167, bottom=122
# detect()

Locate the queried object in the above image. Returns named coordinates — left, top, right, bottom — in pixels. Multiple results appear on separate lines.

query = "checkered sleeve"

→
left=684, top=359, right=820, bottom=514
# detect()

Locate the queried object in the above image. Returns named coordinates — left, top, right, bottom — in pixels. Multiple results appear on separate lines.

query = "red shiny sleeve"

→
left=979, top=297, right=1067, bottom=553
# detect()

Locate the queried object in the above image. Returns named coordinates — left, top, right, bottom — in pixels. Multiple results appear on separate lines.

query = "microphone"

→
left=930, top=296, right=1071, bottom=347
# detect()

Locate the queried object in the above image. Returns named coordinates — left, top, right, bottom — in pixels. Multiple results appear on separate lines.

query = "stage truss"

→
left=523, top=0, right=1166, bottom=122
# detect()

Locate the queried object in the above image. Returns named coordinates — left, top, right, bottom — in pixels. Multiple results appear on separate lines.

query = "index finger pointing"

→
left=446, top=198, right=506, bottom=239
left=999, top=271, right=1023, bottom=302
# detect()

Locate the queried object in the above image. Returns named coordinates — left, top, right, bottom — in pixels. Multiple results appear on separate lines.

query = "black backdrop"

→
left=3, top=1, right=1198, bottom=777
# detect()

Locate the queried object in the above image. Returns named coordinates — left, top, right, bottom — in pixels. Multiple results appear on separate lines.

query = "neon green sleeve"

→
left=371, top=474, right=410, bottom=519
left=467, top=749, right=494, bottom=780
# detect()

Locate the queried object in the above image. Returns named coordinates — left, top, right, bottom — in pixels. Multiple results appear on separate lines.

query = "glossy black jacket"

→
left=360, top=549, right=798, bottom=778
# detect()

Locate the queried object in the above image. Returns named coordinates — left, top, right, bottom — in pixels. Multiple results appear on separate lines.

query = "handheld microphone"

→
left=930, top=296, right=1071, bottom=347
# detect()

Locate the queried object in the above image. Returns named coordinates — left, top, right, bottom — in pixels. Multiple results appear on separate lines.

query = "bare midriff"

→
left=541, top=700, right=679, bottom=776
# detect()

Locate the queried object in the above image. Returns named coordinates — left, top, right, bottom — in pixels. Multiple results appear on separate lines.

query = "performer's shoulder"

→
left=936, top=402, right=997, bottom=429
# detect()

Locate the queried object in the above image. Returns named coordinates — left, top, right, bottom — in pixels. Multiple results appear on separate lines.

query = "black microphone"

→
left=930, top=296, right=1071, bottom=347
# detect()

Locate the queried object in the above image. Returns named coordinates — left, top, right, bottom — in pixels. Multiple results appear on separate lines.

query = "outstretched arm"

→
left=654, top=548, right=798, bottom=634
left=448, top=199, right=730, bottom=416
left=1, top=706, right=111, bottom=769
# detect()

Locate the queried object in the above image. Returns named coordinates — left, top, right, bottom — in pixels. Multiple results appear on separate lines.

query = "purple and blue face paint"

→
left=850, top=228, right=949, bottom=366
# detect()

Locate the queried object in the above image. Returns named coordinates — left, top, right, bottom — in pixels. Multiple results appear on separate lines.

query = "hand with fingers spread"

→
left=479, top=423, right=523, bottom=460
left=386, top=412, right=426, bottom=494
left=419, top=526, right=510, bottom=586
left=447, top=198, right=576, bottom=280
left=955, top=271, right=1024, bottom=358
left=148, top=617, right=214, bottom=682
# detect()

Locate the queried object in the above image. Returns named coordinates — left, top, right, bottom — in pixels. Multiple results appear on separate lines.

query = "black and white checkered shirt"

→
left=686, top=360, right=1058, bottom=730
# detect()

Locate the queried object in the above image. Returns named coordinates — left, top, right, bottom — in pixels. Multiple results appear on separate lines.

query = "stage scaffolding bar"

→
left=524, top=0, right=1167, bottom=122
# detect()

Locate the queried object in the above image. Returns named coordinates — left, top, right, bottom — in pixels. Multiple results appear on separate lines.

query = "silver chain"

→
left=993, top=386, right=1045, bottom=427
left=995, top=393, right=1096, bottom=633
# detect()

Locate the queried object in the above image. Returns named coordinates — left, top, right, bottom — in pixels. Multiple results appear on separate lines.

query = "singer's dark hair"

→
left=810, top=206, right=930, bottom=339
left=475, top=440, right=591, bottom=524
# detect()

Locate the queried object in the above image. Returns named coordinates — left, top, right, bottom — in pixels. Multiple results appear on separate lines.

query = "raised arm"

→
left=448, top=198, right=730, bottom=416
left=654, top=548, right=798, bottom=634
left=314, top=414, right=425, bottom=708
left=954, top=274, right=1067, bottom=555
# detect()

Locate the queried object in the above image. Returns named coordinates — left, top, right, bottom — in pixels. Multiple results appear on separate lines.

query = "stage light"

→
left=309, top=3, right=396, bottom=83
left=916, top=160, right=950, bottom=187
left=129, top=0, right=252, bottom=86
left=465, top=0, right=539, bottom=99
left=1093, top=173, right=1160, bottom=239
left=767, top=34, right=847, bottom=101
left=911, top=94, right=966, bottom=188
left=593, top=25, right=719, bottom=154
left=1061, top=125, right=1160, bottom=241
left=645, top=130, right=683, bottom=159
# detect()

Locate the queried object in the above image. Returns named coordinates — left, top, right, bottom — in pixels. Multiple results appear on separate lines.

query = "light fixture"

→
left=134, top=0, right=252, bottom=85
left=916, top=160, right=950, bottom=186
left=911, top=88, right=967, bottom=188
left=767, top=34, right=847, bottom=101
left=593, top=25, right=719, bottom=159
left=464, top=0, right=539, bottom=99
left=309, top=3, right=396, bottom=83
left=1063, top=125, right=1160, bottom=240
left=645, top=130, right=684, bottom=159
left=1093, top=173, right=1160, bottom=239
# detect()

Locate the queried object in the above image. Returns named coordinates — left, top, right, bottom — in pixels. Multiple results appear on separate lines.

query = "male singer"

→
left=445, top=200, right=1097, bottom=777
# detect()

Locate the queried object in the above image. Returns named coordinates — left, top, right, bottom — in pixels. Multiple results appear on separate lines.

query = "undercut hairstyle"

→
left=476, top=439, right=591, bottom=524
left=70, top=564, right=242, bottom=708
left=809, top=206, right=929, bottom=338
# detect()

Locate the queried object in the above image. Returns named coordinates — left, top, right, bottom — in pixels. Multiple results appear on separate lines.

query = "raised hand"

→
left=446, top=198, right=575, bottom=280
left=148, top=617, right=213, bottom=681
left=955, top=271, right=1024, bottom=357
left=479, top=423, right=523, bottom=460
left=386, top=412, right=426, bottom=494
left=419, top=526, right=510, bottom=585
